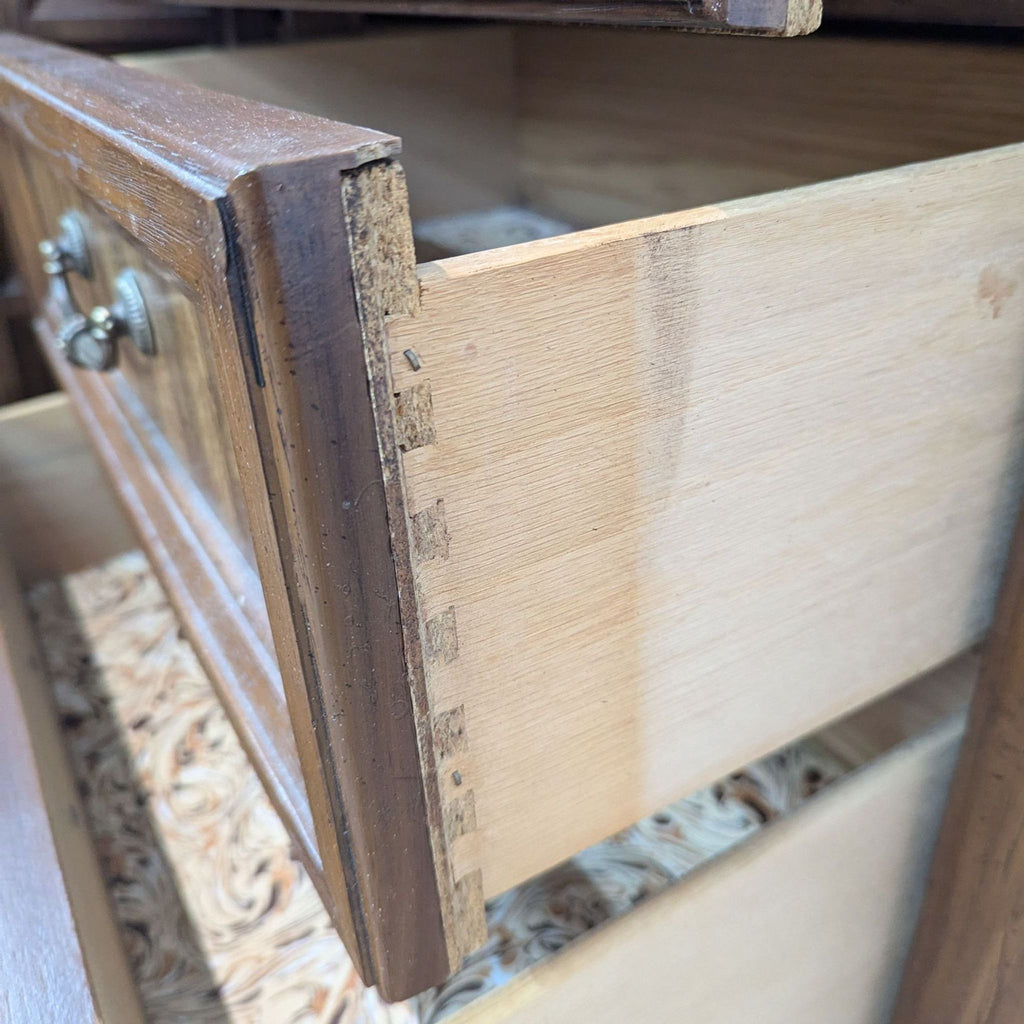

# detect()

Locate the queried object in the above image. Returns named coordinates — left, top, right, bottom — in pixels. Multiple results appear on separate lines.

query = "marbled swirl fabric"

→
left=29, top=552, right=413, bottom=1024
left=27, top=552, right=848, bottom=1023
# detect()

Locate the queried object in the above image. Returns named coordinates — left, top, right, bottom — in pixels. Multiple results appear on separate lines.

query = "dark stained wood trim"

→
left=164, top=0, right=822, bottom=33
left=891, top=497, right=1024, bottom=1022
left=0, top=34, right=459, bottom=998
left=0, top=33, right=399, bottom=294
left=0, top=543, right=145, bottom=1023
left=219, top=156, right=453, bottom=995
left=340, top=161, right=483, bottom=970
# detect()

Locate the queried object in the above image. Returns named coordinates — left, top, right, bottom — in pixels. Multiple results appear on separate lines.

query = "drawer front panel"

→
left=0, top=33, right=463, bottom=1000
left=9, top=145, right=257, bottom=567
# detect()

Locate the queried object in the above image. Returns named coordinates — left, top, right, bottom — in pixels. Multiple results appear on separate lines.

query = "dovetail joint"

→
left=411, top=498, right=450, bottom=564
left=425, top=606, right=458, bottom=665
left=394, top=381, right=436, bottom=452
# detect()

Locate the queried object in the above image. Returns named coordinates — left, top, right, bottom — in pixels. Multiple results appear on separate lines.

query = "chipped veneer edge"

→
left=341, top=158, right=487, bottom=968
left=784, top=0, right=822, bottom=35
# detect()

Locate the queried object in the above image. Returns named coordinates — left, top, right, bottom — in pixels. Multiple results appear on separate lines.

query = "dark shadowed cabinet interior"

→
left=2, top=2, right=1024, bottom=1020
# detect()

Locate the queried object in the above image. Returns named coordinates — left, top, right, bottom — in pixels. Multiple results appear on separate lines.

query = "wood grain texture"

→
left=454, top=713, right=964, bottom=1024
left=122, top=29, right=1024, bottom=238
left=11, top=147, right=259, bottom=562
left=388, top=144, right=1024, bottom=899
left=121, top=29, right=520, bottom=227
left=891, top=499, right=1024, bottom=1022
left=422, top=651, right=976, bottom=1021
left=0, top=393, right=134, bottom=581
left=0, top=34, right=459, bottom=997
left=516, top=28, right=1024, bottom=228
left=162, top=0, right=821, bottom=34
left=0, top=543, right=143, bottom=1024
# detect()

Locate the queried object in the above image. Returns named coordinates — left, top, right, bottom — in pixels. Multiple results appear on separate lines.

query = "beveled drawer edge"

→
left=221, top=152, right=475, bottom=994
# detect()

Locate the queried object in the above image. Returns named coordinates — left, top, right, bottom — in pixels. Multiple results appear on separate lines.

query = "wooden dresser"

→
left=1, top=4, right=1024, bottom=1018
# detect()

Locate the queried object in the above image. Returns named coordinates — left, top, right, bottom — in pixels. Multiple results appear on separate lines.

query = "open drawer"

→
left=0, top=392, right=978, bottom=1022
left=0, top=25, right=1023, bottom=998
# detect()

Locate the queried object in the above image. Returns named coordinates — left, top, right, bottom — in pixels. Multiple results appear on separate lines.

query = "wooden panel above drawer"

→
left=162, top=0, right=823, bottom=34
left=0, top=33, right=462, bottom=1000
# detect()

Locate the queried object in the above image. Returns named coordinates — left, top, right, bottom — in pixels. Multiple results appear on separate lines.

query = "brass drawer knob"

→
left=40, top=212, right=155, bottom=371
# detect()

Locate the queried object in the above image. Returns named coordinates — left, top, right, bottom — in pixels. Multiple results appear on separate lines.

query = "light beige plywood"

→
left=0, top=543, right=143, bottom=1023
left=427, top=651, right=975, bottom=1020
left=452, top=713, right=964, bottom=1024
left=817, top=649, right=981, bottom=766
left=388, top=144, right=1024, bottom=898
left=0, top=394, right=134, bottom=582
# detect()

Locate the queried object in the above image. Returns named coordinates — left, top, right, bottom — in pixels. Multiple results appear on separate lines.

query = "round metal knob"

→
left=39, top=211, right=155, bottom=372
left=38, top=211, right=92, bottom=278
left=52, top=270, right=154, bottom=372
left=58, top=309, right=117, bottom=371
left=111, top=269, right=155, bottom=357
